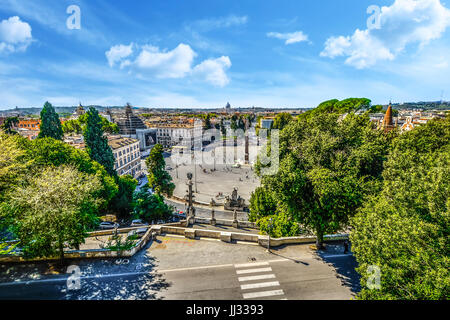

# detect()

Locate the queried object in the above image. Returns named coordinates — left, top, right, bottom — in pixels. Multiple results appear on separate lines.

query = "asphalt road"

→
left=0, top=236, right=360, bottom=300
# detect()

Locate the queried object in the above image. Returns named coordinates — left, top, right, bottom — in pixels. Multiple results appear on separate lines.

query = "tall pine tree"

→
left=83, top=107, right=116, bottom=176
left=38, top=101, right=63, bottom=140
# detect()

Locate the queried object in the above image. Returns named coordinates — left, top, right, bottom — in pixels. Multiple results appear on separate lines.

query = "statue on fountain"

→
left=224, top=187, right=248, bottom=211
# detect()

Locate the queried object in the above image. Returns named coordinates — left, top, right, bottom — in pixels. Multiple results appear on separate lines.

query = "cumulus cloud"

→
left=105, top=43, right=134, bottom=67
left=320, top=0, right=450, bottom=68
left=192, top=56, right=232, bottom=87
left=0, top=16, right=32, bottom=53
left=134, top=43, right=196, bottom=78
left=106, top=43, right=232, bottom=86
left=267, top=31, right=309, bottom=45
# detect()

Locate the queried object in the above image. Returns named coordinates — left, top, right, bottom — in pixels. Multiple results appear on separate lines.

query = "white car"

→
left=131, top=219, right=148, bottom=227
left=99, top=222, right=119, bottom=230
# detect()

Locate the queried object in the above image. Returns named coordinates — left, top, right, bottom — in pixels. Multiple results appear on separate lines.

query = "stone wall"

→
left=0, top=222, right=348, bottom=263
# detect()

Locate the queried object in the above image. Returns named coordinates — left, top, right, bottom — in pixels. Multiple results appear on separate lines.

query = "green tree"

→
left=249, top=187, right=277, bottom=222
left=62, top=113, right=119, bottom=135
left=38, top=102, right=63, bottom=140
left=299, top=98, right=371, bottom=121
left=351, top=117, right=449, bottom=300
left=272, top=113, right=292, bottom=130
left=0, top=132, right=28, bottom=200
left=83, top=107, right=116, bottom=176
left=203, top=113, right=212, bottom=130
left=257, top=111, right=390, bottom=248
left=23, top=137, right=118, bottom=212
left=108, top=175, right=138, bottom=217
left=0, top=117, right=19, bottom=135
left=220, top=118, right=226, bottom=136
left=146, top=144, right=175, bottom=196
left=132, top=186, right=173, bottom=223
left=1, top=166, right=102, bottom=261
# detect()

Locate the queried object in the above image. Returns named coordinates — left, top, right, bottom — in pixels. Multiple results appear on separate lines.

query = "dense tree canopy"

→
left=0, top=132, right=29, bottom=200
left=38, top=101, right=63, bottom=140
left=0, top=166, right=102, bottom=260
left=22, top=137, right=118, bottom=211
left=62, top=113, right=119, bottom=135
left=255, top=106, right=391, bottom=247
left=0, top=117, right=19, bottom=135
left=108, top=175, right=138, bottom=217
left=132, top=186, right=173, bottom=223
left=272, top=113, right=292, bottom=130
left=83, top=107, right=116, bottom=176
left=146, top=144, right=175, bottom=196
left=351, top=116, right=449, bottom=300
left=0, top=133, right=118, bottom=212
left=299, top=98, right=371, bottom=120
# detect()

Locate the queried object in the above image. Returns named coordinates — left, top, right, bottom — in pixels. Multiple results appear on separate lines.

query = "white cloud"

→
left=189, top=15, right=248, bottom=31
left=192, top=56, right=232, bottom=87
left=106, top=43, right=232, bottom=86
left=105, top=44, right=134, bottom=67
left=0, top=16, right=32, bottom=53
left=320, top=0, right=450, bottom=68
left=134, top=43, right=196, bottom=78
left=267, top=31, right=309, bottom=45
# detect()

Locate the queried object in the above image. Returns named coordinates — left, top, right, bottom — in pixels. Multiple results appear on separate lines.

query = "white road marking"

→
left=319, top=254, right=353, bottom=258
left=240, top=281, right=280, bottom=290
left=236, top=267, right=272, bottom=274
left=159, top=263, right=233, bottom=273
left=234, top=262, right=269, bottom=269
left=243, top=289, right=284, bottom=299
left=238, top=274, right=276, bottom=282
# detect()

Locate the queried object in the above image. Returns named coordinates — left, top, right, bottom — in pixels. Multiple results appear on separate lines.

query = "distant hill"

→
left=392, top=101, right=450, bottom=111
left=0, top=105, right=128, bottom=116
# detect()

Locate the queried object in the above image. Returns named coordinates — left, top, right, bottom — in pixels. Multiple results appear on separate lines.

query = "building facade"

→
left=108, top=135, right=142, bottom=178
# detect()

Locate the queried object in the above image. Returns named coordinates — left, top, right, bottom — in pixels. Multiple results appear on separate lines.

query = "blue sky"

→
left=0, top=0, right=449, bottom=109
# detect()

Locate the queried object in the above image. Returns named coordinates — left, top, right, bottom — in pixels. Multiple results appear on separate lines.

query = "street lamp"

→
left=267, top=218, right=273, bottom=253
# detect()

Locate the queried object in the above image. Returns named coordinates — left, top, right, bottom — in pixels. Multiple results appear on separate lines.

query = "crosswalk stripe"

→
left=243, top=289, right=284, bottom=299
left=234, top=262, right=269, bottom=269
left=238, top=274, right=276, bottom=282
left=240, top=281, right=280, bottom=290
left=236, top=267, right=272, bottom=274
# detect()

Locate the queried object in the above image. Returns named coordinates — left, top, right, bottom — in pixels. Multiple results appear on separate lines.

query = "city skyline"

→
left=1, top=0, right=450, bottom=110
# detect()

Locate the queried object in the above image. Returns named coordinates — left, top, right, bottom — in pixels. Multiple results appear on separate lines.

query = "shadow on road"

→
left=0, top=240, right=171, bottom=300
left=315, top=242, right=361, bottom=295
left=269, top=245, right=310, bottom=266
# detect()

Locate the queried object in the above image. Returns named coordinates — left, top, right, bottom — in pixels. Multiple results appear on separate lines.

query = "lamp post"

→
left=213, top=148, right=216, bottom=171
left=191, top=152, right=198, bottom=193
left=186, top=172, right=195, bottom=223
left=267, top=218, right=273, bottom=253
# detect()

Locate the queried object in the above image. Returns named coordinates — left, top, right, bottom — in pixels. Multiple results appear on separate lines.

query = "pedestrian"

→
left=343, top=240, right=349, bottom=254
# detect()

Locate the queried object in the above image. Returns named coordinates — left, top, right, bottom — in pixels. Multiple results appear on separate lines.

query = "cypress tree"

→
left=38, top=101, right=63, bottom=140
left=83, top=107, right=116, bottom=176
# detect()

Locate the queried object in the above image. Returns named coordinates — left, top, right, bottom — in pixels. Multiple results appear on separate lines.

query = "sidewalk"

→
left=189, top=223, right=260, bottom=235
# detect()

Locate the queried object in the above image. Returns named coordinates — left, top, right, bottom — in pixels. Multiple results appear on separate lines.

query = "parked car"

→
left=171, top=215, right=180, bottom=222
left=131, top=219, right=148, bottom=227
left=99, top=222, right=119, bottom=230
left=176, top=211, right=187, bottom=219
left=166, top=166, right=173, bottom=170
left=127, top=228, right=147, bottom=237
left=136, top=228, right=148, bottom=235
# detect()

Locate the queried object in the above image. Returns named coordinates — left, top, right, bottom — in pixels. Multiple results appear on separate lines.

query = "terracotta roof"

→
left=107, top=136, right=139, bottom=150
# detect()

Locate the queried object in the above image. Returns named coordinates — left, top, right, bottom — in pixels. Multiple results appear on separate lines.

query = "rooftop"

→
left=107, top=135, right=139, bottom=150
